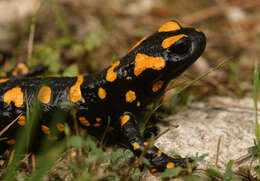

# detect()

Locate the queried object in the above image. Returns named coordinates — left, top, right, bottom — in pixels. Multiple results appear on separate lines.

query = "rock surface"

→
left=143, top=96, right=259, bottom=180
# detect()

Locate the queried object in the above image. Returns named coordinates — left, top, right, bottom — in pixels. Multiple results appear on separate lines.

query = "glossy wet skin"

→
left=163, top=28, right=206, bottom=78
left=120, top=27, right=206, bottom=83
left=0, top=20, right=206, bottom=172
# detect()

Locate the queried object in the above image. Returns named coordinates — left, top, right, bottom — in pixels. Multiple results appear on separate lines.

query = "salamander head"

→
left=159, top=22, right=206, bottom=81
left=123, top=20, right=206, bottom=82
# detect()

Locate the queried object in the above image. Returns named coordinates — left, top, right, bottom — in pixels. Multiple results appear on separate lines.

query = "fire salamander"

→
left=0, top=20, right=206, bottom=172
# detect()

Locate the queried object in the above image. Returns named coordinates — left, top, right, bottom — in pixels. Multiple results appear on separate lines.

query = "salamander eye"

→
left=169, top=37, right=191, bottom=55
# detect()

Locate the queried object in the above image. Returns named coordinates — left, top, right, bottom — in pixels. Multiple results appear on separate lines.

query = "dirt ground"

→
left=0, top=0, right=260, bottom=180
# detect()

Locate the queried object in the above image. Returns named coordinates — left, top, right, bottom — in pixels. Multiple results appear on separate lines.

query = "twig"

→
left=212, top=103, right=260, bottom=113
left=234, top=153, right=251, bottom=165
left=181, top=0, right=260, bottom=25
left=155, top=128, right=170, bottom=141
left=215, top=136, right=222, bottom=167
left=27, top=24, right=35, bottom=61
left=0, top=114, right=22, bottom=137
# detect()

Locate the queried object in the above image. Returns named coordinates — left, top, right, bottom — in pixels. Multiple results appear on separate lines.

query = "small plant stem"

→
left=153, top=59, right=228, bottom=114
left=253, top=61, right=260, bottom=173
left=215, top=136, right=222, bottom=167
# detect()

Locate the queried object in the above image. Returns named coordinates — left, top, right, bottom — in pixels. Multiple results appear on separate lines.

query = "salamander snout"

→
left=162, top=28, right=206, bottom=80
left=189, top=30, right=206, bottom=57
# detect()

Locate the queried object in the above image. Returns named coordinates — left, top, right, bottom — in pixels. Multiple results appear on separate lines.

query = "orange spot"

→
left=106, top=61, right=120, bottom=82
left=136, top=101, right=141, bottom=107
left=132, top=142, right=140, bottom=150
left=79, top=117, right=90, bottom=127
left=166, top=162, right=174, bottom=168
left=41, top=125, right=50, bottom=135
left=152, top=80, right=164, bottom=92
left=125, top=90, right=136, bottom=103
left=98, top=87, right=106, bottom=99
left=128, top=36, right=147, bottom=52
left=162, top=34, right=188, bottom=49
left=144, top=142, right=149, bottom=146
left=134, top=53, right=165, bottom=76
left=157, top=150, right=162, bottom=157
left=121, top=115, right=130, bottom=128
left=57, top=123, right=65, bottom=132
left=93, top=123, right=101, bottom=127
left=158, top=21, right=181, bottom=32
left=6, top=139, right=16, bottom=145
left=38, top=86, right=51, bottom=104
left=96, top=117, right=101, bottom=122
left=12, top=63, right=29, bottom=76
left=3, top=87, right=24, bottom=107
left=17, top=115, right=26, bottom=126
left=0, top=78, right=9, bottom=83
left=69, top=75, right=84, bottom=102
left=195, top=28, right=201, bottom=32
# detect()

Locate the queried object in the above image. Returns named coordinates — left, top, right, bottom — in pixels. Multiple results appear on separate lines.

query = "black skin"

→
left=0, top=21, right=206, bottom=171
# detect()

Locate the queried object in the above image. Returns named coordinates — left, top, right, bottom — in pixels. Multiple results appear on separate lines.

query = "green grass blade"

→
left=100, top=116, right=111, bottom=148
left=253, top=61, right=260, bottom=174
left=26, top=142, right=65, bottom=181
left=153, top=58, right=228, bottom=114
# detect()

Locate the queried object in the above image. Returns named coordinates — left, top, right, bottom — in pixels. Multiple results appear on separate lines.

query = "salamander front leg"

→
left=119, top=112, right=191, bottom=172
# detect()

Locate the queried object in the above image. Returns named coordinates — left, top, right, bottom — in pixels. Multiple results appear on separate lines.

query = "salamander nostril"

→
left=169, top=37, right=191, bottom=55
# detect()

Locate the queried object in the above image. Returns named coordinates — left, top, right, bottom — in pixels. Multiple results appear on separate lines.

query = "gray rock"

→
left=143, top=96, right=259, bottom=180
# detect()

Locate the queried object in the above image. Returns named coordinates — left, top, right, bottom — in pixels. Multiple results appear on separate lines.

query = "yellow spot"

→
left=48, top=136, right=58, bottom=141
left=125, top=90, right=136, bottom=103
left=106, top=60, right=120, bottom=82
left=132, top=142, right=140, bottom=150
left=136, top=101, right=141, bottom=107
left=41, top=125, right=50, bottom=135
left=158, top=21, right=181, bottom=32
left=157, top=150, right=162, bottom=157
left=134, top=53, right=165, bottom=76
left=98, top=87, right=106, bottom=99
left=96, top=117, right=101, bottom=122
left=17, top=115, right=26, bottom=126
left=12, top=63, right=29, bottom=76
left=121, top=115, right=130, bottom=128
left=79, top=117, right=90, bottom=127
left=162, top=34, right=188, bottom=49
left=128, top=36, right=147, bottom=52
left=195, top=28, right=201, bottom=32
left=6, top=139, right=16, bottom=145
left=93, top=123, right=101, bottom=127
left=57, top=123, right=65, bottom=132
left=3, top=87, right=24, bottom=107
left=0, top=78, right=9, bottom=83
left=166, top=162, right=175, bottom=168
left=69, top=75, right=84, bottom=102
left=144, top=142, right=149, bottom=146
left=38, top=86, right=51, bottom=104
left=152, top=80, right=164, bottom=92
